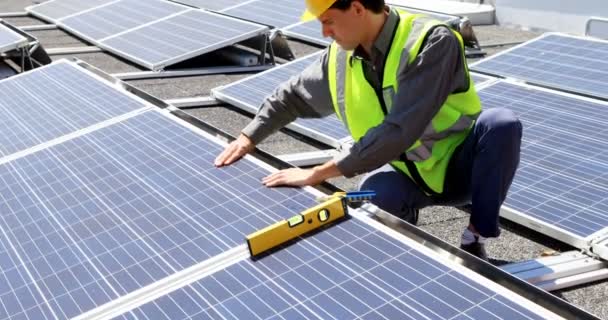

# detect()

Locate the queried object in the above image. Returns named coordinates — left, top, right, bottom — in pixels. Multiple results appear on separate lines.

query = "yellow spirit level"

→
left=246, top=191, right=375, bottom=257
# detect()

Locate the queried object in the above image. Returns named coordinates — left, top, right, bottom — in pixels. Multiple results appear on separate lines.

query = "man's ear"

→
left=351, top=1, right=366, bottom=16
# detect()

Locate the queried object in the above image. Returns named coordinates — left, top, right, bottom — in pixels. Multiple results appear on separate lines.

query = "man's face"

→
left=318, top=3, right=364, bottom=50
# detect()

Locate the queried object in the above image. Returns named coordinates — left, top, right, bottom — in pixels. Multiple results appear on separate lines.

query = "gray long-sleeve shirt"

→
left=242, top=7, right=469, bottom=177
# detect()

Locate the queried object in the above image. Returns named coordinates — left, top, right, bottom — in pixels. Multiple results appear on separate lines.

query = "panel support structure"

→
left=501, top=251, right=608, bottom=291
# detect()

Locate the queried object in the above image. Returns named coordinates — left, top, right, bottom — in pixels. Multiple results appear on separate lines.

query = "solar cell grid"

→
left=116, top=218, right=559, bottom=320
left=478, top=81, right=608, bottom=240
left=471, top=33, right=608, bottom=101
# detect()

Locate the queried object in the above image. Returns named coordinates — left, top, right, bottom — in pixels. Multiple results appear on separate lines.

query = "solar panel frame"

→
left=470, top=33, right=608, bottom=101
left=477, top=79, right=608, bottom=249
left=0, top=22, right=28, bottom=54
left=213, top=52, right=351, bottom=149
left=25, top=0, right=117, bottom=23
left=93, top=9, right=268, bottom=71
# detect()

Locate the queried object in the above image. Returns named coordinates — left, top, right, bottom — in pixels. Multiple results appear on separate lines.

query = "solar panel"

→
left=59, top=0, right=188, bottom=41
left=115, top=217, right=563, bottom=320
left=26, top=0, right=115, bottom=23
left=169, top=0, right=247, bottom=11
left=99, top=9, right=268, bottom=70
left=213, top=52, right=350, bottom=148
left=478, top=80, right=608, bottom=246
left=283, top=20, right=330, bottom=46
left=471, top=33, right=608, bottom=101
left=0, top=60, right=148, bottom=158
left=0, top=23, right=28, bottom=53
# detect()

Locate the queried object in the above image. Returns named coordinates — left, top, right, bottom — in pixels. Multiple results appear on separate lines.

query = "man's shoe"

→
left=460, top=241, right=488, bottom=261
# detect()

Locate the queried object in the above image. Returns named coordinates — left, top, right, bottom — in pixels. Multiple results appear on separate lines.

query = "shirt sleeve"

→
left=335, top=26, right=469, bottom=177
left=241, top=50, right=335, bottom=144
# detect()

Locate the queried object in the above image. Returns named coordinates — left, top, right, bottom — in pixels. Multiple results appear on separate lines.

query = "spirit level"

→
left=246, top=191, right=375, bottom=257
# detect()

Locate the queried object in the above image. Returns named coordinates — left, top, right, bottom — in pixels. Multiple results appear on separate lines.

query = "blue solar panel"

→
left=60, top=0, right=188, bottom=41
left=0, top=109, right=323, bottom=318
left=283, top=20, right=330, bottom=46
left=213, top=53, right=350, bottom=148
left=471, top=33, right=608, bottom=100
left=0, top=61, right=147, bottom=157
left=100, top=9, right=268, bottom=70
left=26, top=0, right=114, bottom=23
left=117, top=218, right=558, bottom=320
left=478, top=81, right=608, bottom=240
left=0, top=23, right=27, bottom=53
left=221, top=0, right=305, bottom=28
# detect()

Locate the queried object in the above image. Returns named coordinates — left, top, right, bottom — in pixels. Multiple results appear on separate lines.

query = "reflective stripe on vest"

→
left=328, top=10, right=482, bottom=194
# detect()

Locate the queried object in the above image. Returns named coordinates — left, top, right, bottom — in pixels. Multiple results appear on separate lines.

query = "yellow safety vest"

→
left=328, top=11, right=482, bottom=194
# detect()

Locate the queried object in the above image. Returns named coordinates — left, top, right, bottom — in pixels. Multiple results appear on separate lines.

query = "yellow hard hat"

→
left=301, top=0, right=338, bottom=21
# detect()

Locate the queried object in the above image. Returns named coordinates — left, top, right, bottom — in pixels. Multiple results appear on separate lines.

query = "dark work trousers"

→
left=359, top=108, right=522, bottom=238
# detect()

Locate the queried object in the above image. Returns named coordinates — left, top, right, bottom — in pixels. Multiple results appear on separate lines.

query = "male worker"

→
left=215, top=0, right=522, bottom=260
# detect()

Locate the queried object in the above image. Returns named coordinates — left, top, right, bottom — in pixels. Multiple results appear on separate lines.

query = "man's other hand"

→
left=214, top=134, right=255, bottom=167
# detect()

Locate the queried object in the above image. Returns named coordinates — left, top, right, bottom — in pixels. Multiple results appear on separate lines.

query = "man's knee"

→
left=477, top=108, right=522, bottom=150
left=360, top=171, right=423, bottom=224
left=479, top=108, right=522, bottom=138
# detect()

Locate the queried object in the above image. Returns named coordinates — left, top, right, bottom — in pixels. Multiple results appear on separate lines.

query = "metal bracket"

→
left=46, top=46, right=104, bottom=55
left=20, top=24, right=58, bottom=32
left=501, top=251, right=608, bottom=291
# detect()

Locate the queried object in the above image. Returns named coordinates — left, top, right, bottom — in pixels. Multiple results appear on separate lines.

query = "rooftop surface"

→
left=1, top=0, right=607, bottom=319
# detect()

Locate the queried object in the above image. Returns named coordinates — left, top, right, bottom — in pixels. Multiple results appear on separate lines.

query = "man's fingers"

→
left=214, top=144, right=241, bottom=167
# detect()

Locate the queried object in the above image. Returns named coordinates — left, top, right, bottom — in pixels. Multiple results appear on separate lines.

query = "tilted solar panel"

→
left=213, top=52, right=350, bottom=148
left=478, top=80, right=608, bottom=247
left=471, top=33, right=608, bottom=101
left=100, top=9, right=268, bottom=70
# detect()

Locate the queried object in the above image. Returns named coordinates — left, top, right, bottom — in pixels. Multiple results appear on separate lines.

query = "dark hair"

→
left=329, top=0, right=385, bottom=14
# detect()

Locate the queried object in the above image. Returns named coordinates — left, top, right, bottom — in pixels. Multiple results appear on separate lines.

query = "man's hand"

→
left=262, top=161, right=342, bottom=187
left=214, top=134, right=255, bottom=167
